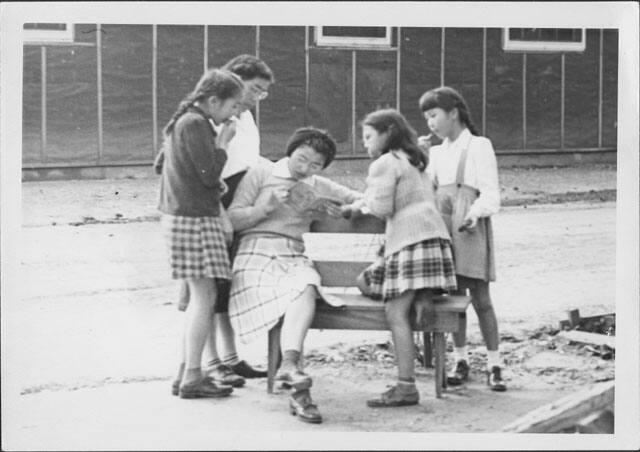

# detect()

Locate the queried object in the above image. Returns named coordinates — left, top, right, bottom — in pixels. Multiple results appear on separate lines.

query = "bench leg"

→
left=433, top=332, right=446, bottom=398
left=422, top=332, right=433, bottom=368
left=267, top=323, right=282, bottom=394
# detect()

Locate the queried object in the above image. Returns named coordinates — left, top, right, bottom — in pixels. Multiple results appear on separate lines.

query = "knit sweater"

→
left=157, top=108, right=227, bottom=217
left=361, top=150, right=451, bottom=257
left=228, top=158, right=361, bottom=241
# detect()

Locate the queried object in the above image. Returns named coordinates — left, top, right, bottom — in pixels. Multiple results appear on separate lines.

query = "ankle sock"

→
left=487, top=350, right=501, bottom=369
left=222, top=353, right=240, bottom=367
left=282, top=349, right=301, bottom=368
left=206, top=358, right=222, bottom=368
left=397, top=379, right=417, bottom=392
left=453, top=346, right=468, bottom=363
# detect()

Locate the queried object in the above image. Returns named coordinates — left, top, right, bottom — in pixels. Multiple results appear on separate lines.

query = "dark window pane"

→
left=509, top=28, right=582, bottom=43
left=24, top=23, right=67, bottom=31
left=102, top=25, right=154, bottom=163
left=322, top=27, right=387, bottom=38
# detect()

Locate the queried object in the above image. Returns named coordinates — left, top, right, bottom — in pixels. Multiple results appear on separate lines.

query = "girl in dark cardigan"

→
left=157, top=68, right=243, bottom=399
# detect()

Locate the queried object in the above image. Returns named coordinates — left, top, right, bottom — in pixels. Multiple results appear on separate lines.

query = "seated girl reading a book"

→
left=226, top=127, right=361, bottom=424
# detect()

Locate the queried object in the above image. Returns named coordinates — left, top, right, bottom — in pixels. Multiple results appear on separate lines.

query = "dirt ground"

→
left=3, top=164, right=628, bottom=448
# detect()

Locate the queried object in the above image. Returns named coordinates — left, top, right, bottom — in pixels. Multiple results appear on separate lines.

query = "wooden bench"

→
left=266, top=214, right=471, bottom=398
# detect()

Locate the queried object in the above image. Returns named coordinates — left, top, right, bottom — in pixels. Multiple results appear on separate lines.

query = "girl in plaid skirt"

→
left=342, top=109, right=457, bottom=408
left=157, top=68, right=243, bottom=399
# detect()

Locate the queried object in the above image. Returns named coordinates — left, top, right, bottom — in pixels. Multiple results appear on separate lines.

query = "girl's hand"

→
left=216, top=119, right=237, bottom=149
left=340, top=203, right=360, bottom=219
left=323, top=200, right=344, bottom=218
left=417, top=134, right=433, bottom=152
left=460, top=213, right=478, bottom=231
left=258, top=187, right=289, bottom=214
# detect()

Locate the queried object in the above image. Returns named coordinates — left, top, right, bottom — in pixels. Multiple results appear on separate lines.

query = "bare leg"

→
left=183, top=278, right=218, bottom=384
left=384, top=290, right=416, bottom=380
left=469, top=279, right=499, bottom=351
left=280, top=285, right=317, bottom=354
left=215, top=313, right=238, bottom=360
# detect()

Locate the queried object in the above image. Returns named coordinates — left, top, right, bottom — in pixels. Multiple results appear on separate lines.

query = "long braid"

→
left=162, top=68, right=243, bottom=138
left=163, top=92, right=198, bottom=137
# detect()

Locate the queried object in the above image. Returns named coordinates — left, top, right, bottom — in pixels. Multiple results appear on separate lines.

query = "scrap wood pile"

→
left=557, top=309, right=615, bottom=359
left=502, top=308, right=615, bottom=434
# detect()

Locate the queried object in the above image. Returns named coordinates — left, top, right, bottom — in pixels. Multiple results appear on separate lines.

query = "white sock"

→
left=453, top=346, right=468, bottom=363
left=487, top=350, right=501, bottom=369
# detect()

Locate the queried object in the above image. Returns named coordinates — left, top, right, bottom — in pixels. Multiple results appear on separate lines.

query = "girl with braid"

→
left=157, top=68, right=243, bottom=399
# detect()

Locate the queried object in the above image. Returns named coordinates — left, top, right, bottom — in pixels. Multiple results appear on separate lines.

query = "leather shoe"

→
left=231, top=360, right=268, bottom=379
left=179, top=378, right=233, bottom=399
left=487, top=366, right=507, bottom=392
left=275, top=367, right=312, bottom=391
left=206, top=364, right=246, bottom=388
left=446, top=359, right=470, bottom=386
left=367, top=384, right=419, bottom=408
left=289, top=389, right=322, bottom=424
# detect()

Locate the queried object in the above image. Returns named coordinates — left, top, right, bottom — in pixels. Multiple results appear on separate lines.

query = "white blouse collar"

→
left=272, top=157, right=315, bottom=185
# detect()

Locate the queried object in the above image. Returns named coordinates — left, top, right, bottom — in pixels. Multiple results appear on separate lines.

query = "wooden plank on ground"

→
left=557, top=330, right=616, bottom=349
left=501, top=380, right=615, bottom=433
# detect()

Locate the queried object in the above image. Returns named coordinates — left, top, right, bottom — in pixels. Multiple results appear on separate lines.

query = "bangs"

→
left=418, top=90, right=441, bottom=112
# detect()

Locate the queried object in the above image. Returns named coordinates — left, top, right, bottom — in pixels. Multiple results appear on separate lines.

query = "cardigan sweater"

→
left=360, top=150, right=451, bottom=257
left=426, top=128, right=500, bottom=218
left=157, top=108, right=227, bottom=217
left=228, top=158, right=361, bottom=241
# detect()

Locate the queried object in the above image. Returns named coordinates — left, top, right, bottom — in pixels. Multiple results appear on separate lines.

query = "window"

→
left=502, top=28, right=585, bottom=52
left=23, top=23, right=74, bottom=43
left=315, top=26, right=393, bottom=48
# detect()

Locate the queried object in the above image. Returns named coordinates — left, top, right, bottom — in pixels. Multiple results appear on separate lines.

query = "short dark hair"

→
left=222, top=54, right=275, bottom=83
left=285, top=127, right=337, bottom=168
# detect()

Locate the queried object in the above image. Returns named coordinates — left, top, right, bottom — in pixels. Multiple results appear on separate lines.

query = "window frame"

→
left=23, top=23, right=75, bottom=44
left=502, top=28, right=586, bottom=52
left=314, top=26, right=393, bottom=48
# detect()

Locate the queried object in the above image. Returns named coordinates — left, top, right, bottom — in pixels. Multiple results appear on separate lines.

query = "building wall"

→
left=22, top=25, right=618, bottom=170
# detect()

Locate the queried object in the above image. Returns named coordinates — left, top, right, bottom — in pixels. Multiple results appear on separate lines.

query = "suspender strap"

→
left=455, top=134, right=472, bottom=186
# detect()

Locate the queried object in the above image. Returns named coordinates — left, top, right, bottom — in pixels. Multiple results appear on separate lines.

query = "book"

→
left=287, top=182, right=343, bottom=213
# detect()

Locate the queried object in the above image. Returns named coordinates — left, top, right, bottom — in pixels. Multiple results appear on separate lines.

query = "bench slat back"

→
left=313, top=260, right=371, bottom=287
left=308, top=214, right=384, bottom=286
left=310, top=214, right=385, bottom=234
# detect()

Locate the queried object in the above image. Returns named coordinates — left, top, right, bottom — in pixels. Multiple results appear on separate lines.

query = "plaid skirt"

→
left=228, top=233, right=321, bottom=344
left=160, top=214, right=231, bottom=280
left=361, top=238, right=457, bottom=301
